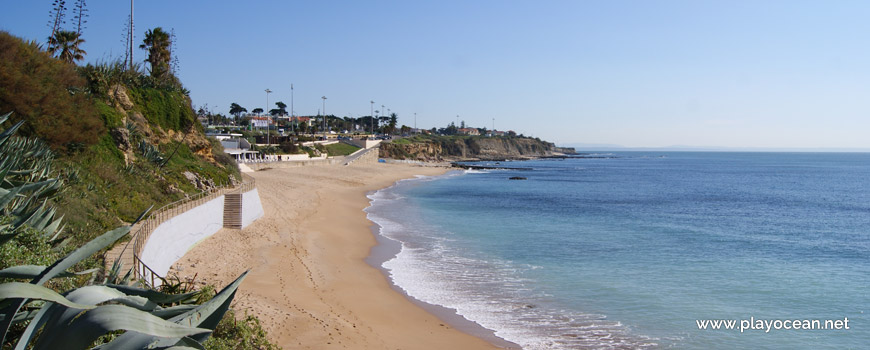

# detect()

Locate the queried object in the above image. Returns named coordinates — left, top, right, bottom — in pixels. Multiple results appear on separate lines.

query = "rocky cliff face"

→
left=108, top=84, right=215, bottom=164
left=379, top=136, right=573, bottom=161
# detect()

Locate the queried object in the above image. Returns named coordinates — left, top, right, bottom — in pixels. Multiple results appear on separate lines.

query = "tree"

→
left=47, top=30, right=86, bottom=63
left=388, top=113, right=398, bottom=134
left=274, top=101, right=287, bottom=116
left=252, top=108, right=263, bottom=116
left=229, top=103, right=246, bottom=124
left=139, top=27, right=171, bottom=79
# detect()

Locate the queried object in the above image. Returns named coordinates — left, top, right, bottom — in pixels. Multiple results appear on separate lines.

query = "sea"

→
left=365, top=152, right=869, bottom=349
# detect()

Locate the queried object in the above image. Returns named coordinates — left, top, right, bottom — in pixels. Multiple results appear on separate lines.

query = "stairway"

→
left=102, top=222, right=142, bottom=275
left=223, top=193, right=242, bottom=229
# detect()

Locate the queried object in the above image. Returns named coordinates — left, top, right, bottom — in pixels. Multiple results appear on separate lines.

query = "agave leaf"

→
left=0, top=185, right=22, bottom=209
left=163, top=336, right=206, bottom=350
left=151, top=305, right=197, bottom=319
left=100, top=271, right=249, bottom=349
left=42, top=215, right=63, bottom=237
left=166, top=271, right=249, bottom=344
left=32, top=304, right=211, bottom=350
left=0, top=119, right=25, bottom=146
left=27, top=205, right=56, bottom=231
left=105, top=284, right=198, bottom=305
left=10, top=179, right=58, bottom=195
left=0, top=226, right=130, bottom=344
left=14, top=285, right=155, bottom=350
left=0, top=283, right=95, bottom=310
left=0, top=265, right=77, bottom=279
left=0, top=309, right=39, bottom=325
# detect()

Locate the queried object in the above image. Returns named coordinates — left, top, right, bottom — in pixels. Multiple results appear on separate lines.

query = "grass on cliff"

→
left=324, top=142, right=360, bottom=156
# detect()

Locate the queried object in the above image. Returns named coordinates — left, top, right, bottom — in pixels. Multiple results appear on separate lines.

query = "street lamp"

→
left=291, top=83, right=295, bottom=134
left=322, top=96, right=327, bottom=137
left=414, top=112, right=417, bottom=135
left=265, top=88, right=272, bottom=147
left=370, top=100, right=374, bottom=135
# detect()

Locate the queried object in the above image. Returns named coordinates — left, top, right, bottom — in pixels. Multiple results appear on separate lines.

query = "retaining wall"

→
left=139, top=195, right=225, bottom=278
left=138, top=189, right=263, bottom=280
left=242, top=189, right=264, bottom=228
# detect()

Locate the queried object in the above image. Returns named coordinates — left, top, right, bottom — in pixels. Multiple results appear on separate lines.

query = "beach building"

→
left=220, top=136, right=258, bottom=161
left=458, top=128, right=481, bottom=136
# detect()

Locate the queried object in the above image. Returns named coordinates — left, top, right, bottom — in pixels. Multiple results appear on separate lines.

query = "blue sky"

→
left=3, top=1, right=869, bottom=149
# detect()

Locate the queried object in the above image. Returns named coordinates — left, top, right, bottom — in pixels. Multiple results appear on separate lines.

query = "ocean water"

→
left=365, top=152, right=869, bottom=349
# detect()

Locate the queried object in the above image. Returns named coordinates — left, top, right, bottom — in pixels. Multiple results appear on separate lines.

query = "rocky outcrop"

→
left=379, top=136, right=574, bottom=161
left=108, top=84, right=216, bottom=164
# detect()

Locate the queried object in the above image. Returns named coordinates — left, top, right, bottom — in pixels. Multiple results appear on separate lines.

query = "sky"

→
left=2, top=0, right=870, bottom=149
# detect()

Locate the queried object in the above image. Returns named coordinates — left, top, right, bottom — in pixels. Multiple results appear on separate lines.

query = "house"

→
left=250, top=116, right=274, bottom=128
left=289, top=116, right=314, bottom=127
left=458, top=128, right=480, bottom=136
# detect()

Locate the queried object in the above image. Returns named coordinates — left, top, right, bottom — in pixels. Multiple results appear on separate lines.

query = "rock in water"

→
left=509, top=176, right=527, bottom=180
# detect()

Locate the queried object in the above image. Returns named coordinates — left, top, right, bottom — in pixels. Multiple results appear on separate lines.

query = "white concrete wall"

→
left=345, top=139, right=382, bottom=149
left=242, top=189, right=264, bottom=229
left=140, top=195, right=225, bottom=278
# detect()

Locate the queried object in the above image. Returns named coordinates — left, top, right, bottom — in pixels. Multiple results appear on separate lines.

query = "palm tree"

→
left=229, top=103, right=246, bottom=125
left=139, top=27, right=171, bottom=79
left=47, top=30, right=86, bottom=63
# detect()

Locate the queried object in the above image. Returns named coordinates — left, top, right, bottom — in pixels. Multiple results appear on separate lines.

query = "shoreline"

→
left=363, top=181, right=520, bottom=349
left=170, top=162, right=508, bottom=349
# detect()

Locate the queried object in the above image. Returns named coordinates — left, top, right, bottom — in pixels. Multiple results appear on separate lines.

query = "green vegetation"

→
left=0, top=30, right=278, bottom=350
left=0, top=31, right=103, bottom=151
left=323, top=142, right=360, bottom=156
left=126, top=86, right=196, bottom=132
left=139, top=27, right=172, bottom=80
left=47, top=30, right=86, bottom=63
left=203, top=310, right=280, bottom=350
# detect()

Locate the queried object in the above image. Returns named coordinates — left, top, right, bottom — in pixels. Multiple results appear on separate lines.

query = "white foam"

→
left=367, top=171, right=658, bottom=349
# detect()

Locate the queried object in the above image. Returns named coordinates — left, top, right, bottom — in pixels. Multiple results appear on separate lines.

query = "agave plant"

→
left=0, top=112, right=247, bottom=349
left=0, top=112, right=64, bottom=243
left=138, top=140, right=165, bottom=165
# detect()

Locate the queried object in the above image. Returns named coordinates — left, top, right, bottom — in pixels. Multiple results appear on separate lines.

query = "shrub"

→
left=279, top=141, right=299, bottom=154
left=0, top=31, right=103, bottom=151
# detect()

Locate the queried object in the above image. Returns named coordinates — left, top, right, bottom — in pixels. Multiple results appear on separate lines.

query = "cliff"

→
left=379, top=135, right=575, bottom=161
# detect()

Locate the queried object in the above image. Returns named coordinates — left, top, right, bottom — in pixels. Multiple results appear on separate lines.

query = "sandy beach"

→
left=171, top=162, right=502, bottom=349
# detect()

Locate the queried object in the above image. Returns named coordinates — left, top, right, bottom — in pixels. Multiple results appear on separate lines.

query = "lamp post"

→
left=370, top=100, right=374, bottom=135
left=265, top=89, right=272, bottom=148
left=322, top=96, right=327, bottom=137
left=414, top=112, right=417, bottom=135
left=291, top=83, right=295, bottom=134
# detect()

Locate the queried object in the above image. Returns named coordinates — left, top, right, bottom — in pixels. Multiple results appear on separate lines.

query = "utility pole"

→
left=370, top=101, right=374, bottom=135
left=291, top=83, right=295, bottom=133
left=265, top=88, right=272, bottom=147
left=414, top=112, right=417, bottom=135
left=322, top=96, right=327, bottom=136
left=128, top=0, right=134, bottom=70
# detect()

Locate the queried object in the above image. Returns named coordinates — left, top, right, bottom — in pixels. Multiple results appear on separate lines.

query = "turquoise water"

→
left=366, top=152, right=869, bottom=349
